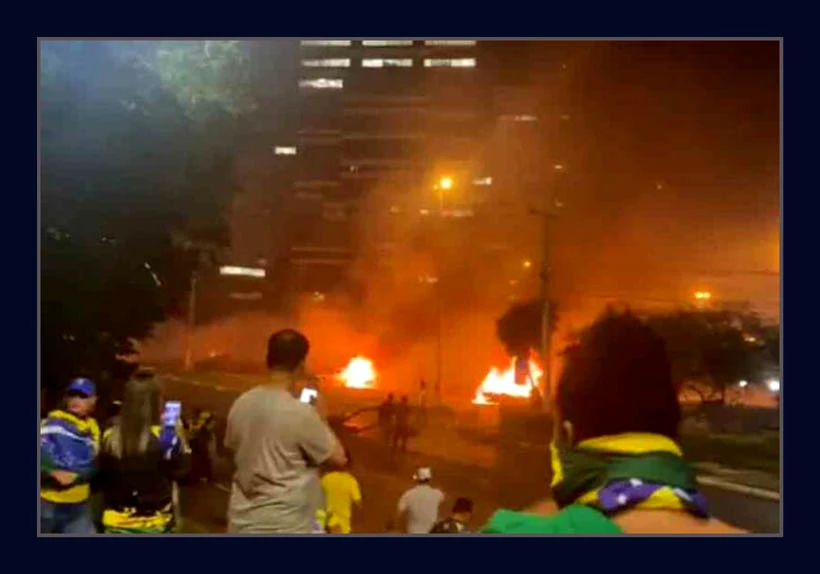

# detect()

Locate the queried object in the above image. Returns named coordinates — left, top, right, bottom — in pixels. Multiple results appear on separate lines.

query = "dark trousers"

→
left=40, top=499, right=96, bottom=534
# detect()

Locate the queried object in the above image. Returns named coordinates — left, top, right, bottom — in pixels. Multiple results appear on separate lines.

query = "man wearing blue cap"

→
left=40, top=377, right=100, bottom=534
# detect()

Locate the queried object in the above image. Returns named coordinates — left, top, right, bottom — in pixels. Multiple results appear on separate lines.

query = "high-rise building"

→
left=286, top=39, right=490, bottom=298
left=224, top=40, right=562, bottom=313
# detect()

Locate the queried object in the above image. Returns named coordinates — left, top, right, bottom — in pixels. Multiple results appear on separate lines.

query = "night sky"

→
left=519, top=41, right=779, bottom=318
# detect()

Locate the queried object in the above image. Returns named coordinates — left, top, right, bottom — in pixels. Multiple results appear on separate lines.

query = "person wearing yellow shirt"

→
left=320, top=450, right=362, bottom=534
left=40, top=378, right=100, bottom=534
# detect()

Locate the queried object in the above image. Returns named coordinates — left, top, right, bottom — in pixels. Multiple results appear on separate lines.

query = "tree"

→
left=645, top=307, right=779, bottom=404
left=40, top=41, right=253, bottom=397
left=496, top=298, right=559, bottom=360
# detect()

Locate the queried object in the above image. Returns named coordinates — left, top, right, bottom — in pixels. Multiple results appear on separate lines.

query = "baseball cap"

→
left=414, top=467, right=432, bottom=481
left=67, top=378, right=96, bottom=398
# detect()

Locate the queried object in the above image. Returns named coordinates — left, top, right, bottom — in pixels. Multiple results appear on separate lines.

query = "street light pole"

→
left=183, top=270, right=198, bottom=372
left=530, top=201, right=559, bottom=410
left=435, top=182, right=446, bottom=404
left=538, top=216, right=552, bottom=408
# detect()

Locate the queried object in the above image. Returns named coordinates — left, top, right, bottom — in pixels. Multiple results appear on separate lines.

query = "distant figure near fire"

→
left=392, top=396, right=412, bottom=454
left=378, top=394, right=396, bottom=445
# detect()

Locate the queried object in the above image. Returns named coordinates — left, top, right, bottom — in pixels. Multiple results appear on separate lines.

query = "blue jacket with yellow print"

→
left=40, top=410, right=100, bottom=504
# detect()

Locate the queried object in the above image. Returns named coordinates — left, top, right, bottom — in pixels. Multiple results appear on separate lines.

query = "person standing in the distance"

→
left=40, top=378, right=100, bottom=534
left=395, top=467, right=445, bottom=534
left=378, top=393, right=396, bottom=446
left=320, top=448, right=362, bottom=533
left=224, top=329, right=348, bottom=534
left=190, top=410, right=216, bottom=483
left=418, top=379, right=428, bottom=427
left=392, top=395, right=412, bottom=454
left=430, top=497, right=474, bottom=533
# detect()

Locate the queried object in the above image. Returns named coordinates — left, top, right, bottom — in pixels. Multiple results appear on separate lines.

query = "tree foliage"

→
left=645, top=306, right=780, bottom=403
left=40, top=41, right=253, bottom=394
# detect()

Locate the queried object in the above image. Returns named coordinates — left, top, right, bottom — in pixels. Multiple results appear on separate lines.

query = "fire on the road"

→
left=337, top=356, right=377, bottom=389
left=473, top=358, right=542, bottom=405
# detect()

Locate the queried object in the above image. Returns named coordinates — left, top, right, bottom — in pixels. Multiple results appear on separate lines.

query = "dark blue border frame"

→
left=23, top=3, right=799, bottom=563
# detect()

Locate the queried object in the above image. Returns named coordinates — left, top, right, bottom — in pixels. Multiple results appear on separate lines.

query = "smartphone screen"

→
left=163, top=400, right=182, bottom=427
left=299, top=388, right=319, bottom=405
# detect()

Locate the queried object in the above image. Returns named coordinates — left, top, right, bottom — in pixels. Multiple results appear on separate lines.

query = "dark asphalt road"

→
left=167, top=376, right=780, bottom=534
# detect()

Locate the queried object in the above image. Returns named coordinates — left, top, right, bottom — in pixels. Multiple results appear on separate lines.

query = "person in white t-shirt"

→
left=395, top=467, right=444, bottom=534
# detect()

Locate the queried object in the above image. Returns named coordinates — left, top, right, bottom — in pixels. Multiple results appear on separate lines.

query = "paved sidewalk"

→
left=693, top=462, right=780, bottom=500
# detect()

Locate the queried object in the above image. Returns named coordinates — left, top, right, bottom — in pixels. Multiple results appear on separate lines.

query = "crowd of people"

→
left=40, top=311, right=745, bottom=535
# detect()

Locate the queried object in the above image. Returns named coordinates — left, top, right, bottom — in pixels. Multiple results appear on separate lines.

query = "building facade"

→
left=281, top=39, right=492, bottom=297
left=223, top=40, right=565, bottom=315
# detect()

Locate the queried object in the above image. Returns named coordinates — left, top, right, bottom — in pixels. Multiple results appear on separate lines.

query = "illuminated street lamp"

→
left=693, top=290, right=712, bottom=301
left=738, top=380, right=749, bottom=388
left=767, top=379, right=781, bottom=393
left=431, top=176, right=454, bottom=404
left=523, top=259, right=532, bottom=269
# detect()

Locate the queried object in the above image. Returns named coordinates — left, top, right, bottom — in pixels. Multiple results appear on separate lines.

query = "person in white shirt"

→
left=395, top=467, right=444, bottom=534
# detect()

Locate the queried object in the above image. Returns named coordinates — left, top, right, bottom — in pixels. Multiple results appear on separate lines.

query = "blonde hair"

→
left=105, top=377, right=162, bottom=459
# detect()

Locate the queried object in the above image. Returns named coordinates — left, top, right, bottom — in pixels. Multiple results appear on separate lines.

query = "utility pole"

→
left=537, top=213, right=552, bottom=409
left=435, top=182, right=447, bottom=405
left=531, top=202, right=559, bottom=410
left=183, top=271, right=198, bottom=372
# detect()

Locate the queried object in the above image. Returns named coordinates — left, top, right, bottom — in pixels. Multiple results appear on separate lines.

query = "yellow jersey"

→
left=320, top=471, right=362, bottom=534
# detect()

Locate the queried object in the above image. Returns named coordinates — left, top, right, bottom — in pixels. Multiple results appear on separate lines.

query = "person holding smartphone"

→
left=224, top=329, right=347, bottom=534
left=97, top=376, right=191, bottom=533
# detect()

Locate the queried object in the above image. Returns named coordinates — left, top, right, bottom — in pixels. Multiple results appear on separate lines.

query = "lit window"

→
left=295, top=191, right=324, bottom=200
left=362, top=58, right=413, bottom=68
left=362, top=40, right=413, bottom=47
left=301, top=40, right=351, bottom=47
left=500, top=114, right=538, bottom=122
left=274, top=146, right=297, bottom=156
left=229, top=291, right=263, bottom=301
left=299, top=78, right=344, bottom=89
left=424, top=58, right=476, bottom=68
left=424, top=40, right=477, bottom=46
left=442, top=208, right=475, bottom=218
left=301, top=58, right=351, bottom=68
left=219, top=266, right=266, bottom=278
left=472, top=176, right=492, bottom=186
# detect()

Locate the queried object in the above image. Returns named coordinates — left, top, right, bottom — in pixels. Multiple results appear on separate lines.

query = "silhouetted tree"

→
left=40, top=41, right=253, bottom=396
left=645, top=306, right=779, bottom=404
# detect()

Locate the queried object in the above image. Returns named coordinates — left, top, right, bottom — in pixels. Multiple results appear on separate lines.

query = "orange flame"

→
left=473, top=358, right=542, bottom=405
left=337, top=356, right=377, bottom=389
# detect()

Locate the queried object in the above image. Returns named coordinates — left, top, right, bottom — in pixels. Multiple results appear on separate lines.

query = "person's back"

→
left=482, top=312, right=746, bottom=535
left=395, top=399, right=410, bottom=430
left=321, top=469, right=361, bottom=534
left=224, top=329, right=346, bottom=534
left=398, top=472, right=444, bottom=534
left=430, top=497, right=473, bottom=534
left=226, top=386, right=331, bottom=533
left=98, top=377, right=190, bottom=534
left=378, top=397, right=395, bottom=426
left=484, top=502, right=744, bottom=535
left=100, top=425, right=190, bottom=533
